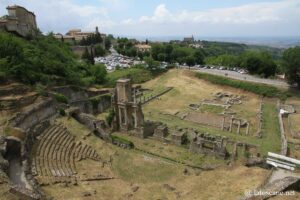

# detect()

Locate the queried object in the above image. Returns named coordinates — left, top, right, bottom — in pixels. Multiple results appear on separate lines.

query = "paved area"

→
left=268, top=168, right=300, bottom=183
left=194, top=68, right=290, bottom=89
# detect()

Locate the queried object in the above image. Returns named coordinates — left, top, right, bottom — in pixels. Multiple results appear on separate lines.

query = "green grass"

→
left=259, top=101, right=281, bottom=155
left=111, top=134, right=134, bottom=148
left=199, top=104, right=224, bottom=114
left=196, top=72, right=289, bottom=99
left=53, top=92, right=68, bottom=104
left=114, top=133, right=226, bottom=167
left=106, top=68, right=153, bottom=87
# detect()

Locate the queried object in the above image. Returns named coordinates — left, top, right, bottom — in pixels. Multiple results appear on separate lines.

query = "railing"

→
left=267, top=152, right=300, bottom=171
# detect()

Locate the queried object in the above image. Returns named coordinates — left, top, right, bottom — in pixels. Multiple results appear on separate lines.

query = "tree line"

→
left=0, top=32, right=299, bottom=88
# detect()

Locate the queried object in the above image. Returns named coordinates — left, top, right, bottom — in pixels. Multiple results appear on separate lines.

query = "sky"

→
left=0, top=0, right=300, bottom=37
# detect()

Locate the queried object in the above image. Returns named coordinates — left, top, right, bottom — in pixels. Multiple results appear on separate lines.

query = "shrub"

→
left=35, top=83, right=47, bottom=96
left=105, top=108, right=115, bottom=127
left=59, top=108, right=66, bottom=116
left=53, top=93, right=68, bottom=104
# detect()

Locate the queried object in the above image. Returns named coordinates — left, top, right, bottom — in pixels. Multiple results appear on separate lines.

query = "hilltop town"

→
left=0, top=4, right=300, bottom=200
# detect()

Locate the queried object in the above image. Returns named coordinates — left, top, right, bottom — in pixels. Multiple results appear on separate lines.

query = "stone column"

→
left=124, top=107, right=128, bottom=129
left=221, top=116, right=225, bottom=131
left=237, top=120, right=241, bottom=135
left=246, top=122, right=250, bottom=135
left=229, top=116, right=234, bottom=132
left=118, top=107, right=123, bottom=128
left=133, top=88, right=136, bottom=103
left=134, top=110, right=138, bottom=128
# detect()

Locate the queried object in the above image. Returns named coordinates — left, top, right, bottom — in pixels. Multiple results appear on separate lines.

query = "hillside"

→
left=0, top=32, right=93, bottom=85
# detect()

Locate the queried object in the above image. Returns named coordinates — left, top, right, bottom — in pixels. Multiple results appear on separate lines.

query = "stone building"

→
left=153, top=124, right=168, bottom=139
left=0, top=5, right=37, bottom=37
left=135, top=44, right=152, bottom=52
left=171, top=128, right=188, bottom=146
left=190, top=133, right=228, bottom=158
left=112, top=79, right=144, bottom=132
left=66, top=27, right=106, bottom=41
left=183, top=35, right=194, bottom=43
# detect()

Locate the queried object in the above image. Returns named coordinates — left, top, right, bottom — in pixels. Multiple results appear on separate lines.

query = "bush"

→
left=35, top=83, right=47, bottom=96
left=59, top=108, right=66, bottom=116
left=53, top=93, right=68, bottom=104
left=196, top=72, right=288, bottom=99
left=105, top=108, right=115, bottom=127
left=0, top=71, right=7, bottom=83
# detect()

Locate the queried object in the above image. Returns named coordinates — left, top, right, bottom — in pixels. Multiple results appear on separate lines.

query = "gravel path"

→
left=194, top=68, right=290, bottom=89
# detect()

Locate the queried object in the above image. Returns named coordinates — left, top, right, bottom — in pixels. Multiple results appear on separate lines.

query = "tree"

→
left=240, top=51, right=276, bottom=77
left=104, top=37, right=112, bottom=50
left=0, top=32, right=90, bottom=85
left=165, top=44, right=173, bottom=62
left=157, top=53, right=166, bottom=61
left=82, top=47, right=94, bottom=64
left=194, top=49, right=205, bottom=64
left=185, top=56, right=196, bottom=69
left=90, top=64, right=107, bottom=84
left=90, top=47, right=95, bottom=65
left=283, top=46, right=300, bottom=87
left=82, top=47, right=90, bottom=60
left=143, top=56, right=161, bottom=74
left=94, top=44, right=106, bottom=57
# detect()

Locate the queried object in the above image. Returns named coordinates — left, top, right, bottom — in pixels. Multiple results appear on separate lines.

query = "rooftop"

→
left=6, top=5, right=35, bottom=16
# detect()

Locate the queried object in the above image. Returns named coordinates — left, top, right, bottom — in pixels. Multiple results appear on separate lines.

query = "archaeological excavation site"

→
left=0, top=69, right=299, bottom=200
left=1, top=3, right=300, bottom=199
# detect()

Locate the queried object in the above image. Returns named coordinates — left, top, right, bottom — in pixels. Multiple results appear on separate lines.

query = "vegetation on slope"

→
left=0, top=32, right=107, bottom=86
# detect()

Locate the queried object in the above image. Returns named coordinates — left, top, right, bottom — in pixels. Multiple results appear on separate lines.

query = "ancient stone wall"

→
left=190, top=133, right=227, bottom=159
left=70, top=95, right=111, bottom=114
left=73, top=113, right=111, bottom=142
left=277, top=102, right=288, bottom=156
left=9, top=98, right=57, bottom=132
left=52, top=86, right=111, bottom=114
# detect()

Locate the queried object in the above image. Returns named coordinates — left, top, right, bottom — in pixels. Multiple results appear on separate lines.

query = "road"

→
left=192, top=68, right=290, bottom=89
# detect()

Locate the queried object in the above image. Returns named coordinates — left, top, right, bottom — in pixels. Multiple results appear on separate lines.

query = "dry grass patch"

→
left=290, top=114, right=300, bottom=137
left=142, top=69, right=260, bottom=135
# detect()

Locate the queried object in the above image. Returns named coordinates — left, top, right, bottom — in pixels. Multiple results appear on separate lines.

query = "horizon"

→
left=1, top=0, right=300, bottom=38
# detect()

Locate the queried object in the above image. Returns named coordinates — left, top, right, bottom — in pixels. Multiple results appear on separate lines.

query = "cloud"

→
left=108, top=0, right=300, bottom=36
left=136, top=1, right=298, bottom=24
left=0, top=0, right=299, bottom=36
left=0, top=0, right=108, bottom=33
